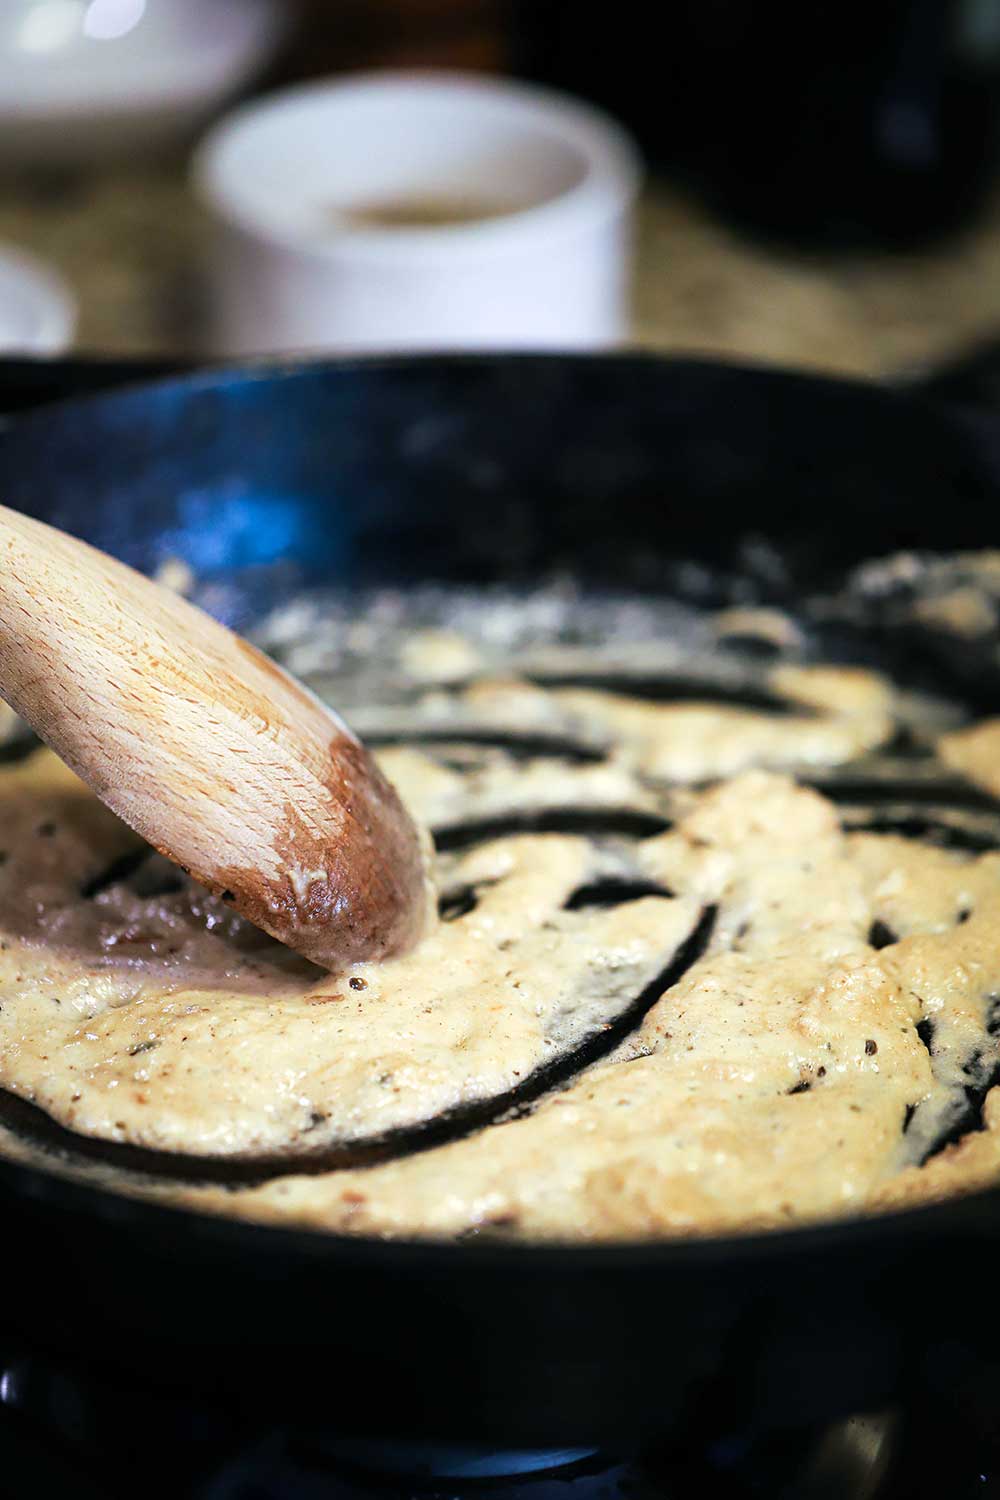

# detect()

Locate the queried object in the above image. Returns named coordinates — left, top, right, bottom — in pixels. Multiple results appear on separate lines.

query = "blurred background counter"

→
left=4, top=0, right=1000, bottom=375
left=2, top=158, right=997, bottom=377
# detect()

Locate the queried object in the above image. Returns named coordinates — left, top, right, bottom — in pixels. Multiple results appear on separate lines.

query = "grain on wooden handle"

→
left=0, top=505, right=433, bottom=969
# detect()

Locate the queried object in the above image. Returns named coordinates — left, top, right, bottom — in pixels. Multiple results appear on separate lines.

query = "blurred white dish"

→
left=0, top=0, right=286, bottom=163
left=192, top=71, right=642, bottom=357
left=0, top=244, right=75, bottom=352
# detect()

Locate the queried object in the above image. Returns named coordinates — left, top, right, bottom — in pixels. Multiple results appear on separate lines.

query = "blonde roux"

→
left=0, top=650, right=998, bottom=1241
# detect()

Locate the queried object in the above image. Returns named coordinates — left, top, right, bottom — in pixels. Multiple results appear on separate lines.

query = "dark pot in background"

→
left=509, top=0, right=1000, bottom=250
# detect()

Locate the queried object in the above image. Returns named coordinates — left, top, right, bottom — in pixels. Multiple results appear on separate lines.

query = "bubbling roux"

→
left=2, top=583, right=1000, bottom=1241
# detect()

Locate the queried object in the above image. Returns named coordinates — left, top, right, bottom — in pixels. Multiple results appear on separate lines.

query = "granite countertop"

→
left=1, top=157, right=999, bottom=376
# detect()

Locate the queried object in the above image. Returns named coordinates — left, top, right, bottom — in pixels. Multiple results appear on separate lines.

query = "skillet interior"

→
left=2, top=352, right=1000, bottom=1446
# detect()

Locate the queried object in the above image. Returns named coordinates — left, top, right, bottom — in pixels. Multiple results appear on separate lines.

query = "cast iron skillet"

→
left=0, top=351, right=999, bottom=1450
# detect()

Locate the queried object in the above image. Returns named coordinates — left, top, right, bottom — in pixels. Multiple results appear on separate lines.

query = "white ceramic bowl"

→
left=192, top=71, right=642, bottom=357
left=0, top=243, right=75, bottom=353
left=0, top=0, right=286, bottom=164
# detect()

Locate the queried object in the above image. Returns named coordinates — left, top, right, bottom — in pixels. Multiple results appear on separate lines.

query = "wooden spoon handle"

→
left=0, top=505, right=432, bottom=969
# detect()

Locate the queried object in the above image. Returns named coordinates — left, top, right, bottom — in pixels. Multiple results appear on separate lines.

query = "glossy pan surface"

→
left=0, top=352, right=998, bottom=1446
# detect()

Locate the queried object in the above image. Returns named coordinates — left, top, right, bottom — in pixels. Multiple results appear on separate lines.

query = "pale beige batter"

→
left=0, top=751, right=696, bottom=1157
left=1, top=636, right=1000, bottom=1242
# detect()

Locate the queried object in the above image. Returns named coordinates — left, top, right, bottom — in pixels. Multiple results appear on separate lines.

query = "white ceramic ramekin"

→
left=0, top=0, right=286, bottom=165
left=191, top=71, right=642, bottom=357
left=0, top=243, right=75, bottom=353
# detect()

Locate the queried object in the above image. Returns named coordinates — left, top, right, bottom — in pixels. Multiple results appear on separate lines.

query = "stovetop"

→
left=1, top=1338, right=999, bottom=1500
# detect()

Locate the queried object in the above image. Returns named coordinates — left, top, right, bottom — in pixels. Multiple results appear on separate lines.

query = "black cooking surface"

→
left=2, top=1336, right=998, bottom=1500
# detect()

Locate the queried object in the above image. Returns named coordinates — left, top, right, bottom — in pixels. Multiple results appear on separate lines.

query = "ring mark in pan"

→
left=843, top=813, right=1000, bottom=854
left=439, top=877, right=673, bottom=922
left=434, top=809, right=672, bottom=853
left=80, top=848, right=157, bottom=899
left=904, top=1015, right=1000, bottom=1162
left=364, top=728, right=607, bottom=763
left=811, top=776, right=1000, bottom=813
left=0, top=907, right=716, bottom=1188
left=564, top=878, right=674, bottom=910
left=919, top=1055, right=1000, bottom=1164
left=522, top=672, right=805, bottom=714
left=877, top=726, right=937, bottom=760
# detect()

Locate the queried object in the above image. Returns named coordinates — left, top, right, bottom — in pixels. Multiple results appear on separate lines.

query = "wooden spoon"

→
left=0, top=504, right=433, bottom=970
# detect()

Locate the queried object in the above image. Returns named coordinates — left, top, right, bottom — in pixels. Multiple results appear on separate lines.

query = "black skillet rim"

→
left=0, top=342, right=933, bottom=424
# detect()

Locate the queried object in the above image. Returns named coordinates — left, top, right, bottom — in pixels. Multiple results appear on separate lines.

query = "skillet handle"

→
left=0, top=355, right=192, bottom=415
